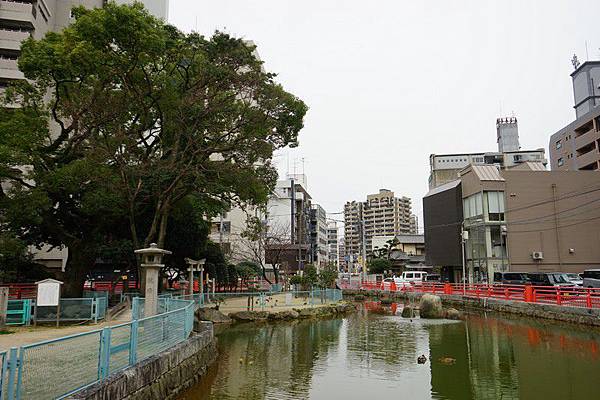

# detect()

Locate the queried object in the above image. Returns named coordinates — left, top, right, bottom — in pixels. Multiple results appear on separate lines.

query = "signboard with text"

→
left=36, top=279, right=63, bottom=306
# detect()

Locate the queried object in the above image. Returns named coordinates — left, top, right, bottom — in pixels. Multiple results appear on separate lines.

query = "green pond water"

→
left=180, top=303, right=600, bottom=400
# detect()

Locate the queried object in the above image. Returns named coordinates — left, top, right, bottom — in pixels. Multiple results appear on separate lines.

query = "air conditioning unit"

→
left=532, top=251, right=544, bottom=260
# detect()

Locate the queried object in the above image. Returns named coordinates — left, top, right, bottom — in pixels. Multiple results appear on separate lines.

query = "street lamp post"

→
left=461, top=228, right=468, bottom=296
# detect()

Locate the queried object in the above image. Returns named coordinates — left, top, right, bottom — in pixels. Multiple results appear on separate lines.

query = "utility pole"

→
left=219, top=213, right=224, bottom=248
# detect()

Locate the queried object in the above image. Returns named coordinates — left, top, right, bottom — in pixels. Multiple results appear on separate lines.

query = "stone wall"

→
left=344, top=289, right=600, bottom=327
left=68, top=322, right=217, bottom=400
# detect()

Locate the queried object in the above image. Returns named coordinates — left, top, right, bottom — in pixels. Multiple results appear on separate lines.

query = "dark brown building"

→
left=423, top=180, right=463, bottom=282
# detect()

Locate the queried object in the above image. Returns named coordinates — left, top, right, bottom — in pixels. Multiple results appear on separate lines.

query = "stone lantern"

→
left=135, top=243, right=172, bottom=317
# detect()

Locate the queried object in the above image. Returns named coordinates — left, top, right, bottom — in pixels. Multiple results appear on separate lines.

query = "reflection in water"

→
left=180, top=305, right=600, bottom=400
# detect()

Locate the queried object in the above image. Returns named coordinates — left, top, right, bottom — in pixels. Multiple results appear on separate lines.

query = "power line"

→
left=424, top=184, right=600, bottom=231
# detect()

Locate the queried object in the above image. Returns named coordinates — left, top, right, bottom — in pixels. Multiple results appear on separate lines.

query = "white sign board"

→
left=36, top=280, right=62, bottom=306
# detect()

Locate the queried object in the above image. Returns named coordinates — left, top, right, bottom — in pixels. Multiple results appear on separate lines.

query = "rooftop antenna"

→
left=585, top=41, right=589, bottom=61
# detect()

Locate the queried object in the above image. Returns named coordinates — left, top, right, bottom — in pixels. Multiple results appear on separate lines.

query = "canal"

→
left=180, top=303, right=600, bottom=400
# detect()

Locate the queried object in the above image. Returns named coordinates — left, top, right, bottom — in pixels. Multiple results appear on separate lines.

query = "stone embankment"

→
left=344, top=289, right=600, bottom=326
left=196, top=302, right=357, bottom=324
left=68, top=322, right=217, bottom=400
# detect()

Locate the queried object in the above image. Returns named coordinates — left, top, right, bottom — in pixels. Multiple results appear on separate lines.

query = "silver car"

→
left=565, top=273, right=583, bottom=286
left=582, top=269, right=600, bottom=288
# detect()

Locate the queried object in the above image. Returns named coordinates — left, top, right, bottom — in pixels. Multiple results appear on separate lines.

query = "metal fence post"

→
left=129, top=320, right=138, bottom=366
left=98, top=328, right=112, bottom=380
left=92, top=298, right=98, bottom=324
left=24, top=300, right=31, bottom=326
left=6, top=347, right=18, bottom=400
left=132, top=297, right=139, bottom=320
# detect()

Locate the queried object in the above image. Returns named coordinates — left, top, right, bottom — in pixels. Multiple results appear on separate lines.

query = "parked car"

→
left=394, top=271, right=427, bottom=286
left=493, top=272, right=529, bottom=285
left=582, top=269, right=600, bottom=288
left=426, top=274, right=441, bottom=282
left=565, top=273, right=583, bottom=286
left=526, top=272, right=575, bottom=287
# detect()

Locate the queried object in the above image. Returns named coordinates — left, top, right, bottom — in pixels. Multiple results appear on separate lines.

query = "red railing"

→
left=0, top=283, right=37, bottom=299
left=89, top=280, right=138, bottom=294
left=356, top=281, right=600, bottom=310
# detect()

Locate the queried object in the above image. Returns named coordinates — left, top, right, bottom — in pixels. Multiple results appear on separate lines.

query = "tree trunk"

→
left=63, top=246, right=94, bottom=297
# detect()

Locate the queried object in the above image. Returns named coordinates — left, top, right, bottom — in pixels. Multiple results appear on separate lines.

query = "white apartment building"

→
left=343, top=201, right=363, bottom=264
left=327, top=221, right=338, bottom=268
left=309, top=204, right=329, bottom=267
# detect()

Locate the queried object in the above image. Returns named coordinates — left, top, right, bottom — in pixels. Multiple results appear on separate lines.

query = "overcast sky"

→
left=169, top=0, right=600, bottom=230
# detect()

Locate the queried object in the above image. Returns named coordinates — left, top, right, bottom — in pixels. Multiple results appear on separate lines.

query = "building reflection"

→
left=428, top=313, right=600, bottom=400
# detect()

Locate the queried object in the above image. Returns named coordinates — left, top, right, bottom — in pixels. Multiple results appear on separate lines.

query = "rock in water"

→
left=445, top=308, right=461, bottom=320
left=401, top=305, right=415, bottom=318
left=195, top=307, right=232, bottom=324
left=417, top=355, right=427, bottom=364
left=419, top=294, right=444, bottom=319
left=229, top=311, right=269, bottom=322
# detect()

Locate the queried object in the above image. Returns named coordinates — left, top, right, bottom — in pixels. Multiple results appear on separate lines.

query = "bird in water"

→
left=417, top=355, right=427, bottom=364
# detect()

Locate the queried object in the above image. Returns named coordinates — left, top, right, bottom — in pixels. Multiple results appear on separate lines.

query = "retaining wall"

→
left=68, top=322, right=217, bottom=400
left=344, top=289, right=600, bottom=327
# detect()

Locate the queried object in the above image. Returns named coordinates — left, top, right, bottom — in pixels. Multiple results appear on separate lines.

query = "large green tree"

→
left=0, top=3, right=307, bottom=294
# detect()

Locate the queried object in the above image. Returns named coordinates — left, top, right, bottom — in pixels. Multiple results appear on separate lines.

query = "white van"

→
left=394, top=271, right=427, bottom=286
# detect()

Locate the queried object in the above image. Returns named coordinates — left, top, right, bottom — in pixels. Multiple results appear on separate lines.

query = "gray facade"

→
left=549, top=61, right=600, bottom=172
left=0, top=0, right=169, bottom=87
left=496, top=117, right=520, bottom=153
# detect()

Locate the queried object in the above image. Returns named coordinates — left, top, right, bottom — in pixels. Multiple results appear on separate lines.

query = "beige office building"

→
left=459, top=163, right=600, bottom=281
left=344, top=189, right=416, bottom=269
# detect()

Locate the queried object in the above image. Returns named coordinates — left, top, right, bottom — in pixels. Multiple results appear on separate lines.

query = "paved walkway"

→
left=0, top=308, right=131, bottom=350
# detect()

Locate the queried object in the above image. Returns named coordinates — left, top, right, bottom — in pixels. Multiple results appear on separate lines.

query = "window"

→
left=558, top=157, right=564, bottom=167
left=463, top=193, right=483, bottom=219
left=555, top=140, right=562, bottom=150
left=486, top=191, right=505, bottom=221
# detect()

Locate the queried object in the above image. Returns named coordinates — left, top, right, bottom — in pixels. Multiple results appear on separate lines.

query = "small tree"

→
left=368, top=258, right=392, bottom=274
left=238, top=216, right=291, bottom=284
left=302, top=264, right=319, bottom=289
left=318, top=265, right=338, bottom=289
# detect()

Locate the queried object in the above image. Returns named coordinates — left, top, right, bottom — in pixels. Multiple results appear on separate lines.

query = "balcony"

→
left=0, top=1, right=35, bottom=28
left=0, top=29, right=29, bottom=51
left=574, top=127, right=600, bottom=150
left=0, top=57, right=23, bottom=79
left=576, top=147, right=600, bottom=170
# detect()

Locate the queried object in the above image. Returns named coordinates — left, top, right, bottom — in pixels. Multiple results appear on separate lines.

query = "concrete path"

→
left=0, top=307, right=131, bottom=350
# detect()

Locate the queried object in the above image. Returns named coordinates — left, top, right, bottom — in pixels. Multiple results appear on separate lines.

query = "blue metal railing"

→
left=0, top=298, right=194, bottom=400
left=6, top=300, right=32, bottom=326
